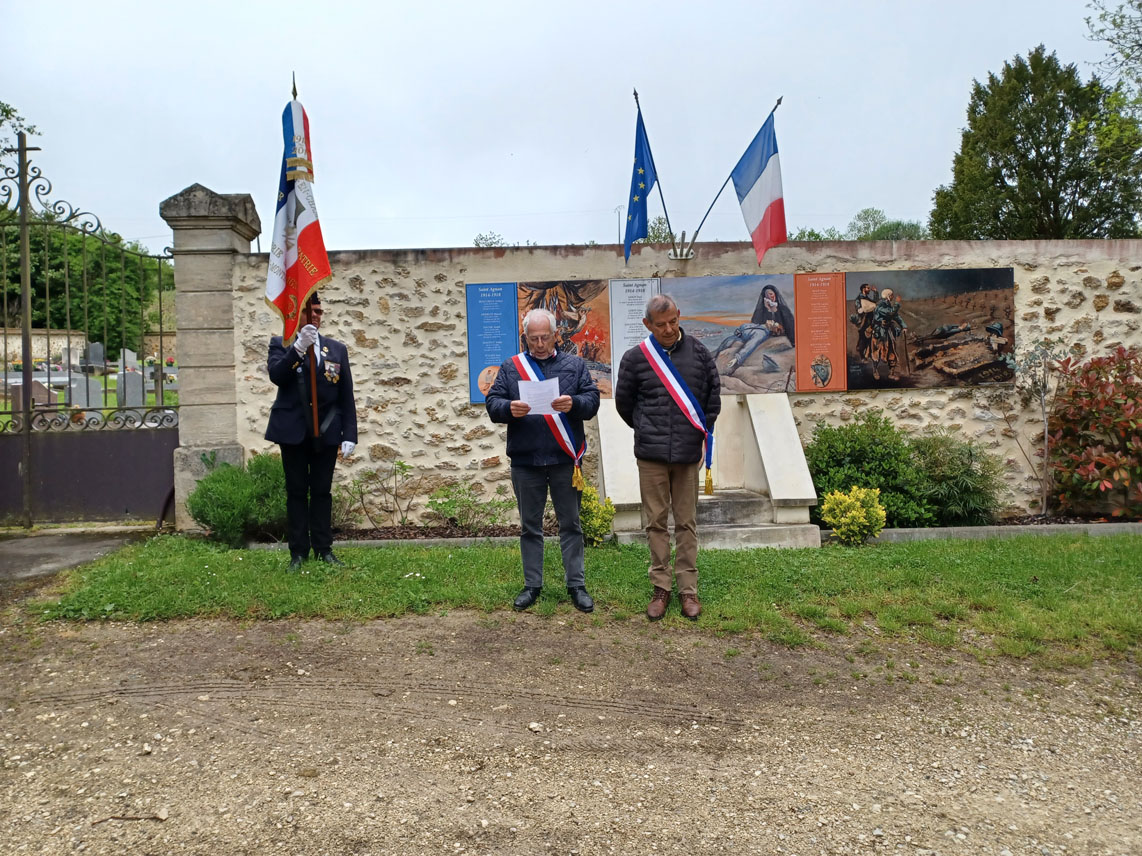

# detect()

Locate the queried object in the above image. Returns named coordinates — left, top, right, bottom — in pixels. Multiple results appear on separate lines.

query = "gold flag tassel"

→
left=572, top=465, right=586, bottom=491
left=704, top=467, right=714, bottom=496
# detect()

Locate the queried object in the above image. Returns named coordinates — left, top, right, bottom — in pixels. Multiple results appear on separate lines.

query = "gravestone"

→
left=116, top=370, right=146, bottom=408
left=82, top=342, right=105, bottom=374
left=68, top=377, right=105, bottom=408
left=62, top=344, right=83, bottom=369
left=120, top=348, right=138, bottom=372
left=9, top=380, right=55, bottom=412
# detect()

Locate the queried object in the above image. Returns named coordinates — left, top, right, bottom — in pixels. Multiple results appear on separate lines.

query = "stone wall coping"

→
left=160, top=183, right=261, bottom=240
left=233, top=238, right=1142, bottom=267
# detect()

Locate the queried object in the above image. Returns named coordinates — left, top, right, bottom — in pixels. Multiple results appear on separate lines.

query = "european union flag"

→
left=623, top=107, right=658, bottom=262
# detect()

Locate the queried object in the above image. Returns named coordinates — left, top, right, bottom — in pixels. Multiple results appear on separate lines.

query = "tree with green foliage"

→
left=641, top=214, right=675, bottom=244
left=930, top=45, right=1142, bottom=239
left=846, top=207, right=928, bottom=240
left=1, top=218, right=173, bottom=360
left=862, top=220, right=929, bottom=240
left=789, top=208, right=926, bottom=242
left=0, top=100, right=37, bottom=167
left=789, top=225, right=845, bottom=241
left=846, top=207, right=888, bottom=238
left=1087, top=0, right=1142, bottom=104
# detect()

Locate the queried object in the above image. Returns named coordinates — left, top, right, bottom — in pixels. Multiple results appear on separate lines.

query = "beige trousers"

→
left=637, top=459, right=700, bottom=595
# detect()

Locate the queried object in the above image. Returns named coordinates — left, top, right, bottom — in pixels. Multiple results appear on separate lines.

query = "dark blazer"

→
left=485, top=350, right=600, bottom=467
left=614, top=329, right=721, bottom=465
left=265, top=334, right=358, bottom=446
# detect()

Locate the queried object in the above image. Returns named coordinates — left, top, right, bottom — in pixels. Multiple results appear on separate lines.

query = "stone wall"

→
left=1, top=328, right=88, bottom=364
left=230, top=239, right=1141, bottom=519
left=140, top=333, right=178, bottom=366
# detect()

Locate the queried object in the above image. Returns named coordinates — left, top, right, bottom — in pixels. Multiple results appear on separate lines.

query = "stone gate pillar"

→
left=160, top=184, right=261, bottom=529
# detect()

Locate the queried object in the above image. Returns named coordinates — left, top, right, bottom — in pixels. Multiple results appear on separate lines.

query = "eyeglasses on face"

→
left=526, top=333, right=554, bottom=343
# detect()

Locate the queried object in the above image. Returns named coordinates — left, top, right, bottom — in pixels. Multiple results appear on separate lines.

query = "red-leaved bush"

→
left=1049, top=346, right=1142, bottom=518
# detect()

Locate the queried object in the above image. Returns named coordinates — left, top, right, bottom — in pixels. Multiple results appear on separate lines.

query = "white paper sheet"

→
left=517, top=378, right=560, bottom=415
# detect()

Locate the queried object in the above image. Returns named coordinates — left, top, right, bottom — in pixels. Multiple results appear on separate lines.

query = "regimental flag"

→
left=730, top=111, right=786, bottom=265
left=265, top=100, right=333, bottom=345
left=622, top=107, right=658, bottom=262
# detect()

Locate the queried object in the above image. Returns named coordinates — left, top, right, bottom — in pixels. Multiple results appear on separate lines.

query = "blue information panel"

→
left=466, top=282, right=520, bottom=403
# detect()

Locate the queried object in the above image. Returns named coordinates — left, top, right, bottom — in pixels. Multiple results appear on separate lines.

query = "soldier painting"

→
left=867, top=288, right=908, bottom=381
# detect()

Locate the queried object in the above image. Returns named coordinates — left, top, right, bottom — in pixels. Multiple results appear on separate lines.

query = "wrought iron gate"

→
left=1, top=132, right=178, bottom=526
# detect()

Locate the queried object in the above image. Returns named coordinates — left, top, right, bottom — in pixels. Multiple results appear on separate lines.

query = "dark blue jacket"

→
left=265, top=334, right=358, bottom=446
left=485, top=350, right=600, bottom=466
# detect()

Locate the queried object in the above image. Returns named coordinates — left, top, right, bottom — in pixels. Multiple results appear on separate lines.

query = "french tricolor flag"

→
left=730, top=111, right=786, bottom=265
left=265, top=99, right=333, bottom=346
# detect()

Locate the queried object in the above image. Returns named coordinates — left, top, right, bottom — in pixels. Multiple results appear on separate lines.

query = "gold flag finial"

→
left=292, top=72, right=297, bottom=100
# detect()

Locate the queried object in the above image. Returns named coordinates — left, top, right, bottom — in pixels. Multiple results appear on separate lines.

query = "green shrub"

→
left=1050, top=346, right=1142, bottom=518
left=186, top=452, right=287, bottom=547
left=911, top=429, right=1007, bottom=526
left=426, top=479, right=516, bottom=535
left=580, top=485, right=615, bottom=546
left=820, top=486, right=887, bottom=546
left=805, top=411, right=934, bottom=528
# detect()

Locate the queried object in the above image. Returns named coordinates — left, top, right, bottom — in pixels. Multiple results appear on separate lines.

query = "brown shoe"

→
left=646, top=587, right=670, bottom=621
left=680, top=593, right=702, bottom=620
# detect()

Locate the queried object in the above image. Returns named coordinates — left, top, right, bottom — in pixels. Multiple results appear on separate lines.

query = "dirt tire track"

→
left=1, top=613, right=1139, bottom=856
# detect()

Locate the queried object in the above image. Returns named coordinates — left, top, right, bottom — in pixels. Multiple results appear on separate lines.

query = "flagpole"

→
left=684, top=96, right=782, bottom=257
left=633, top=89, right=679, bottom=256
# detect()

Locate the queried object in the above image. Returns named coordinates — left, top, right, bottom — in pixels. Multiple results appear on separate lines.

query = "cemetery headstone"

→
left=116, top=370, right=146, bottom=408
left=82, top=342, right=105, bottom=374
left=68, top=377, right=105, bottom=408
left=62, top=344, right=83, bottom=369
left=10, top=380, right=55, bottom=412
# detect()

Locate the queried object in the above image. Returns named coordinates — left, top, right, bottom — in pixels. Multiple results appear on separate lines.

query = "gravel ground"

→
left=1, top=611, right=1139, bottom=855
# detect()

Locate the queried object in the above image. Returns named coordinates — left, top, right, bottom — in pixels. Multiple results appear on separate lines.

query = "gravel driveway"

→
left=1, top=611, right=1139, bottom=855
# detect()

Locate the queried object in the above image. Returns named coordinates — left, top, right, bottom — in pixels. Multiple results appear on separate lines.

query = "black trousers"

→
left=279, top=441, right=339, bottom=558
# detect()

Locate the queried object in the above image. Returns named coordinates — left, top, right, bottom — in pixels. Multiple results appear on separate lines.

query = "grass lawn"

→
left=28, top=532, right=1142, bottom=663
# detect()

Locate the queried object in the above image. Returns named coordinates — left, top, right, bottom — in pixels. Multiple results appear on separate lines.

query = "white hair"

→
left=645, top=293, right=678, bottom=320
left=522, top=308, right=557, bottom=335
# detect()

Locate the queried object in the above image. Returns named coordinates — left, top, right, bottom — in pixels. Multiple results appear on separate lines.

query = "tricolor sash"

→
left=511, top=351, right=587, bottom=490
left=639, top=335, right=715, bottom=494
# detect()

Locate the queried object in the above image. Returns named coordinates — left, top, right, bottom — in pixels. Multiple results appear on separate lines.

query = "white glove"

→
left=293, top=325, right=318, bottom=355
left=340, top=441, right=355, bottom=458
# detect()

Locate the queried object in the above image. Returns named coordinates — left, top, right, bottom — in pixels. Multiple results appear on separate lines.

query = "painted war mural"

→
left=465, top=269, right=1015, bottom=402
left=844, top=268, right=1015, bottom=390
left=665, top=275, right=799, bottom=394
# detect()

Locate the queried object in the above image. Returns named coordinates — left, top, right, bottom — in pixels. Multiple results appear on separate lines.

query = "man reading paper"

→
left=485, top=308, right=601, bottom=613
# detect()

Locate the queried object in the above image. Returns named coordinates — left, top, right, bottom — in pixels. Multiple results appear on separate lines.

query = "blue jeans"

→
left=510, top=463, right=585, bottom=589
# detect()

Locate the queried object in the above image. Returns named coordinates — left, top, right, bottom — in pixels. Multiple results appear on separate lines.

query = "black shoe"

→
left=318, top=551, right=345, bottom=566
left=513, top=587, right=542, bottom=611
left=567, top=586, right=594, bottom=613
left=288, top=554, right=305, bottom=572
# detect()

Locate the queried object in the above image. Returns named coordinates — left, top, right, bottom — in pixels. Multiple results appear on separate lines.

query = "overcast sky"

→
left=3, top=0, right=1111, bottom=254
